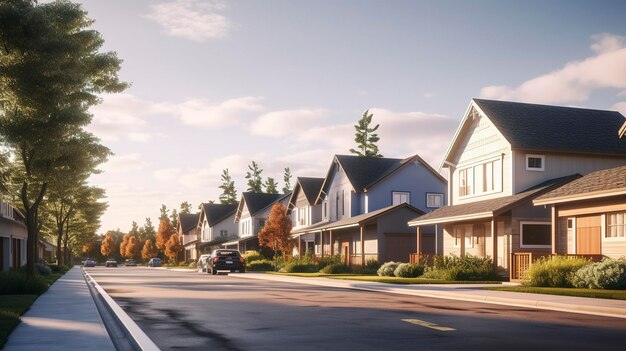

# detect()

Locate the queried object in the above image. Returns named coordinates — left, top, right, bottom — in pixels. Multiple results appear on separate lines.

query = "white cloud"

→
left=250, top=108, right=327, bottom=137
left=100, top=154, right=149, bottom=173
left=145, top=0, right=231, bottom=42
left=175, top=96, right=264, bottom=128
left=480, top=33, right=626, bottom=104
left=153, top=168, right=182, bottom=181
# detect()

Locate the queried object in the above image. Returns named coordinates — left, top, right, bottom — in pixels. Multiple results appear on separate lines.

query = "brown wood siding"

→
left=576, top=215, right=601, bottom=255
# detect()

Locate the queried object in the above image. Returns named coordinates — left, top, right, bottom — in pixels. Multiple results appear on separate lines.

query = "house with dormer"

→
left=178, top=213, right=200, bottom=261
left=408, top=99, right=626, bottom=278
left=196, top=203, right=238, bottom=254
left=229, top=192, right=291, bottom=253
left=286, top=177, right=325, bottom=255
left=291, top=154, right=447, bottom=265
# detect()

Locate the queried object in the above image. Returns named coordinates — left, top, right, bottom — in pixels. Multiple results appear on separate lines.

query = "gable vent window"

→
left=526, top=154, right=545, bottom=171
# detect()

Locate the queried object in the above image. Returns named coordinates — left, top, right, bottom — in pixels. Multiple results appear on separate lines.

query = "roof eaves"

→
left=534, top=189, right=626, bottom=206
left=408, top=211, right=494, bottom=226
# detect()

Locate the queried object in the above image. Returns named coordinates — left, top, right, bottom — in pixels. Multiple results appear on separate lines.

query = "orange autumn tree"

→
left=164, top=234, right=183, bottom=263
left=101, top=233, right=115, bottom=257
left=126, top=236, right=142, bottom=259
left=141, top=239, right=158, bottom=260
left=258, top=203, right=293, bottom=258
left=155, top=219, right=176, bottom=253
left=120, top=234, right=130, bottom=257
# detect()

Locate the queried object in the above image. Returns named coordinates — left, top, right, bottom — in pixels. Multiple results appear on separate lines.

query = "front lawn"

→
left=267, top=272, right=502, bottom=284
left=486, top=286, right=626, bottom=300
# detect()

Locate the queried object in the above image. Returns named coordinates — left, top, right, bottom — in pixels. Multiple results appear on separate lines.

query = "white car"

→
left=197, top=254, right=211, bottom=273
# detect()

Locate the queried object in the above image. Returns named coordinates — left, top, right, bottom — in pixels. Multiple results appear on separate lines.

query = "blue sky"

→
left=78, top=0, right=626, bottom=232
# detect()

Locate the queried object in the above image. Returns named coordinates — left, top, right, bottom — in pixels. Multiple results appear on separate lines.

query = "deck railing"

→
left=409, top=253, right=434, bottom=266
left=510, top=253, right=605, bottom=281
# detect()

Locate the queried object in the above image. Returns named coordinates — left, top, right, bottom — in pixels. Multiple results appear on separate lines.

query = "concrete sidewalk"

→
left=4, top=266, right=115, bottom=351
left=237, top=273, right=626, bottom=319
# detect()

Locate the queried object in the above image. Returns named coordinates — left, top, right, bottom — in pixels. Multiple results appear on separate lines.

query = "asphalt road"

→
left=86, top=267, right=626, bottom=351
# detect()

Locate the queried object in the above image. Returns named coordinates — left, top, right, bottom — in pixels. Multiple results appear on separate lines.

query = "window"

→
left=220, top=230, right=228, bottom=237
left=526, top=154, right=545, bottom=171
left=459, top=168, right=468, bottom=196
left=607, top=212, right=626, bottom=238
left=0, top=202, right=12, bottom=218
left=567, top=218, right=574, bottom=230
left=453, top=226, right=463, bottom=247
left=520, top=222, right=551, bottom=248
left=392, top=191, right=410, bottom=206
left=426, top=193, right=444, bottom=208
left=341, top=190, right=345, bottom=215
left=459, top=158, right=501, bottom=197
left=298, top=206, right=308, bottom=226
left=323, top=201, right=327, bottom=219
left=335, top=192, right=340, bottom=218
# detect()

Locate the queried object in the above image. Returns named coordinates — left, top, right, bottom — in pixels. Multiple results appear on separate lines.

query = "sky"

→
left=74, top=0, right=626, bottom=233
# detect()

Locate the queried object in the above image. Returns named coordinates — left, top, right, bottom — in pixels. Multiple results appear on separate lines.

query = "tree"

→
left=258, top=203, right=293, bottom=260
left=155, top=219, right=176, bottom=252
left=245, top=161, right=263, bottom=192
left=218, top=168, right=238, bottom=204
left=128, top=221, right=140, bottom=237
left=126, top=236, right=141, bottom=259
left=265, top=177, right=278, bottom=194
left=164, top=234, right=183, bottom=263
left=142, top=239, right=158, bottom=260
left=159, top=204, right=169, bottom=222
left=282, top=167, right=292, bottom=194
left=0, top=0, right=126, bottom=276
left=170, top=209, right=179, bottom=230
left=101, top=233, right=115, bottom=258
left=180, top=201, right=192, bottom=214
left=120, top=234, right=130, bottom=258
left=349, top=110, right=382, bottom=157
left=139, top=218, right=156, bottom=243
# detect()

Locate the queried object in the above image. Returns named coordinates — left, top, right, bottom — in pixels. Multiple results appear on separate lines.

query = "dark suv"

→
left=207, top=249, right=245, bottom=274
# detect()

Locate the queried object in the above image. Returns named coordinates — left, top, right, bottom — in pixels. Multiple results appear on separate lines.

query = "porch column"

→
left=416, top=226, right=422, bottom=255
left=551, top=205, right=557, bottom=255
left=360, top=224, right=365, bottom=266
left=320, top=232, right=324, bottom=258
left=330, top=230, right=334, bottom=256
left=491, top=218, right=498, bottom=271
left=298, top=235, right=302, bottom=257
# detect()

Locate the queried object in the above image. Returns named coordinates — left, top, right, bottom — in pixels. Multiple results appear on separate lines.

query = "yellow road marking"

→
left=402, top=319, right=456, bottom=332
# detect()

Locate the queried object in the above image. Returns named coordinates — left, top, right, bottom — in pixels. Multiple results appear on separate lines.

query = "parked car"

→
left=197, top=254, right=211, bottom=273
left=105, top=259, right=118, bottom=267
left=83, top=258, right=96, bottom=267
left=125, top=259, right=137, bottom=266
left=206, top=249, right=245, bottom=275
left=147, top=258, right=161, bottom=267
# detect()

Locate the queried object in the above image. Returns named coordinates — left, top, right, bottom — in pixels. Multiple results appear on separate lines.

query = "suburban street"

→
left=86, top=267, right=626, bottom=351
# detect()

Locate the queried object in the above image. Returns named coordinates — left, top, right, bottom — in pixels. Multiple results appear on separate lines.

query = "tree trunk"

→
left=56, top=228, right=63, bottom=265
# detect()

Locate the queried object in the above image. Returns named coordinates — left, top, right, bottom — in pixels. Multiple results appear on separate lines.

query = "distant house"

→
left=0, top=201, right=27, bottom=271
left=291, top=154, right=446, bottom=265
left=229, top=193, right=290, bottom=253
left=178, top=213, right=200, bottom=261
left=534, top=165, right=626, bottom=259
left=286, top=177, right=325, bottom=256
left=196, top=203, right=239, bottom=254
left=409, top=99, right=626, bottom=278
left=38, top=238, right=56, bottom=263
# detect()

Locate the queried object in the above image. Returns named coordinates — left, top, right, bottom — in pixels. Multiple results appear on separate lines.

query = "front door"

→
left=342, top=242, right=350, bottom=266
left=576, top=215, right=601, bottom=255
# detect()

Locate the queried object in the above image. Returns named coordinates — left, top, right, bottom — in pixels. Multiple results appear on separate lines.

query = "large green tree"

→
left=218, top=168, right=237, bottom=204
left=349, top=110, right=382, bottom=157
left=245, top=161, right=263, bottom=193
left=0, top=0, right=126, bottom=275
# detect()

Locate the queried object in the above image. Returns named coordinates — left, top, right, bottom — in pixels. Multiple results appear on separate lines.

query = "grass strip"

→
left=0, top=295, right=38, bottom=348
left=267, top=272, right=502, bottom=284
left=486, top=286, right=626, bottom=300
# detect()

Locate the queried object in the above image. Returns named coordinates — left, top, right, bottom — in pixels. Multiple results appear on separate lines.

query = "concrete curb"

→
left=236, top=273, right=626, bottom=320
left=83, top=268, right=161, bottom=351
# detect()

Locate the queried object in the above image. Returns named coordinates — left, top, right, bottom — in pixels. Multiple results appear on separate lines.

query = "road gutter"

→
left=82, top=268, right=161, bottom=351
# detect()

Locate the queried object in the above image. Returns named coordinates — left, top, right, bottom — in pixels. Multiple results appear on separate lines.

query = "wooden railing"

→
left=510, top=253, right=605, bottom=281
left=348, top=254, right=378, bottom=266
left=409, top=253, right=434, bottom=266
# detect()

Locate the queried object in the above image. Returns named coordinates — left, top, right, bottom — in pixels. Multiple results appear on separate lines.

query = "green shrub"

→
left=48, top=264, right=70, bottom=273
left=572, top=258, right=626, bottom=289
left=394, top=263, right=424, bottom=278
left=35, top=263, right=51, bottom=276
left=320, top=263, right=351, bottom=274
left=421, top=254, right=499, bottom=281
left=0, top=271, right=48, bottom=295
left=281, top=261, right=318, bottom=273
left=248, top=260, right=275, bottom=271
left=524, top=256, right=589, bottom=288
left=243, top=250, right=265, bottom=263
left=316, top=255, right=342, bottom=270
left=377, top=262, right=400, bottom=277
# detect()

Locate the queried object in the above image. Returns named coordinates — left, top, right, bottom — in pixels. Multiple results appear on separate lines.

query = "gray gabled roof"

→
left=473, top=99, right=626, bottom=156
left=240, top=192, right=286, bottom=216
left=179, top=213, right=200, bottom=233
left=299, top=177, right=325, bottom=205
left=535, top=165, right=626, bottom=205
left=409, top=175, right=580, bottom=226
left=201, top=203, right=238, bottom=226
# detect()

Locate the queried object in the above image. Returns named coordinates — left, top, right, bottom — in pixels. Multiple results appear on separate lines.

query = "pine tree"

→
left=245, top=161, right=263, bottom=193
left=265, top=177, right=278, bottom=194
left=349, top=110, right=382, bottom=157
left=282, top=167, right=292, bottom=194
left=180, top=201, right=192, bottom=214
left=159, top=204, right=169, bottom=222
left=170, top=209, right=179, bottom=230
left=129, top=221, right=140, bottom=237
left=219, top=168, right=238, bottom=204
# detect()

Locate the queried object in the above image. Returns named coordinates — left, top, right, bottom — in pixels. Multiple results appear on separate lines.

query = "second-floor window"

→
left=220, top=230, right=228, bottom=238
left=426, top=193, right=444, bottom=208
left=335, top=191, right=345, bottom=218
left=392, top=191, right=410, bottom=205
left=459, top=158, right=501, bottom=197
left=241, top=219, right=252, bottom=236
left=297, top=206, right=308, bottom=226
left=0, top=202, right=13, bottom=219
left=526, top=154, right=545, bottom=171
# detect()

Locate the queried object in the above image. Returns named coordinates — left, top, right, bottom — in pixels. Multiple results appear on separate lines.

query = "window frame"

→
left=392, top=191, right=411, bottom=206
left=605, top=211, right=626, bottom=241
left=426, top=193, right=444, bottom=209
left=458, top=157, right=502, bottom=199
left=526, top=154, right=545, bottom=172
left=519, top=221, right=552, bottom=248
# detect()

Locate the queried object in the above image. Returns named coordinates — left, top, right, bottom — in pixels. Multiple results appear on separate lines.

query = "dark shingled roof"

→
left=242, top=192, right=285, bottom=216
left=535, top=166, right=626, bottom=204
left=201, top=203, right=238, bottom=226
left=473, top=99, right=626, bottom=156
left=298, top=177, right=325, bottom=205
left=335, top=155, right=404, bottom=191
left=179, top=213, right=200, bottom=233
left=409, top=175, right=580, bottom=226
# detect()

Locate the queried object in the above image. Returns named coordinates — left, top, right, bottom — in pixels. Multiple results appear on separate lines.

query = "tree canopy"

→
left=258, top=203, right=293, bottom=255
left=245, top=161, right=263, bottom=193
left=349, top=110, right=382, bottom=157
left=219, top=168, right=237, bottom=204
left=265, top=177, right=278, bottom=194
left=282, top=167, right=292, bottom=194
